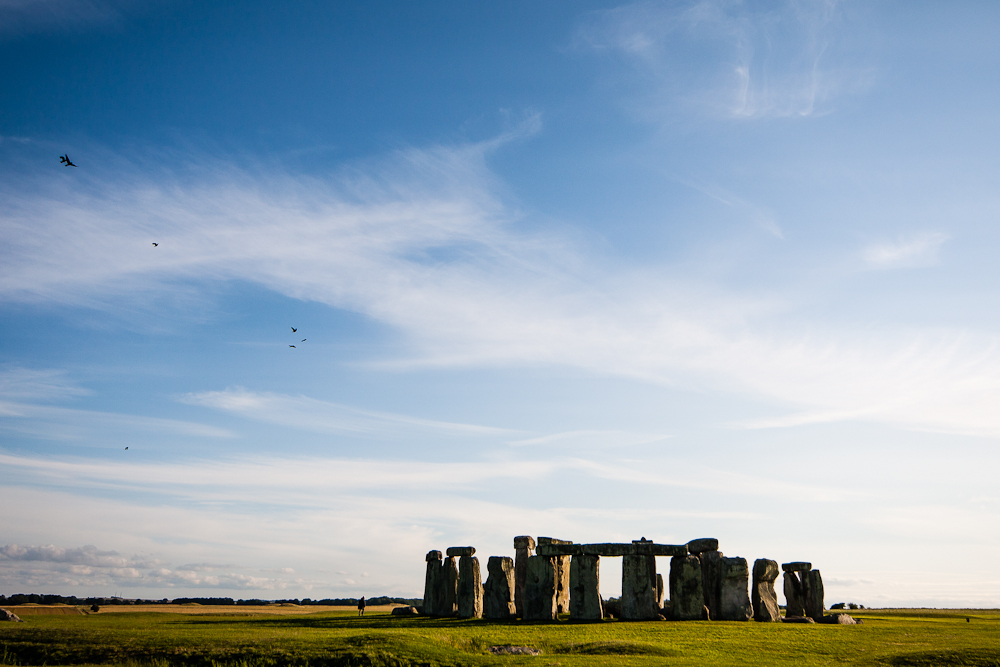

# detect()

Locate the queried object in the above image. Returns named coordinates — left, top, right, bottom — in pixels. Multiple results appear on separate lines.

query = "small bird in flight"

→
left=152, top=243, right=158, bottom=247
left=59, top=154, right=77, bottom=167
left=125, top=446, right=129, bottom=450
left=301, top=339, right=306, bottom=342
left=291, top=327, right=297, bottom=332
left=289, top=345, right=296, bottom=348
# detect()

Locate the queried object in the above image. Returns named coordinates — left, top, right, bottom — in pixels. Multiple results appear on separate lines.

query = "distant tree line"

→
left=0, top=593, right=422, bottom=607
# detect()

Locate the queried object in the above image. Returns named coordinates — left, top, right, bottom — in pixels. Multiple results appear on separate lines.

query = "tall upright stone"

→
left=483, top=556, right=516, bottom=620
left=513, top=536, right=535, bottom=618
left=621, top=553, right=659, bottom=620
left=569, top=554, right=602, bottom=621
left=457, top=555, right=484, bottom=619
left=804, top=569, right=824, bottom=621
left=718, top=557, right=753, bottom=621
left=783, top=572, right=804, bottom=617
left=656, top=573, right=665, bottom=609
left=423, top=550, right=443, bottom=616
left=441, top=556, right=459, bottom=617
left=538, top=538, right=572, bottom=614
left=781, top=562, right=811, bottom=618
left=700, top=550, right=724, bottom=619
left=669, top=554, right=704, bottom=620
left=523, top=555, right=557, bottom=621
left=751, top=559, right=780, bottom=622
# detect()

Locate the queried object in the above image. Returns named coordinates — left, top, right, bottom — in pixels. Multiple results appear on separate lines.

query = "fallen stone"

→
left=782, top=561, right=812, bottom=573
left=524, top=555, right=557, bottom=621
left=751, top=558, right=781, bottom=622
left=489, top=646, right=542, bottom=656
left=718, top=557, right=753, bottom=621
left=391, top=606, right=419, bottom=616
left=483, top=556, right=517, bottom=620
left=0, top=608, right=23, bottom=622
left=621, top=553, right=659, bottom=620
left=820, top=613, right=857, bottom=625
left=457, top=556, right=484, bottom=619
left=804, top=569, right=825, bottom=621
left=783, top=571, right=805, bottom=618
left=569, top=554, right=602, bottom=621
left=782, top=616, right=816, bottom=623
left=686, top=538, right=719, bottom=554
left=447, top=546, right=476, bottom=557
left=669, top=555, right=704, bottom=621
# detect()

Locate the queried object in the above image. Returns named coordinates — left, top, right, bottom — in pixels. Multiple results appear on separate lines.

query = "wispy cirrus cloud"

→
left=861, top=232, right=949, bottom=269
left=574, top=0, right=873, bottom=120
left=3, top=134, right=1000, bottom=440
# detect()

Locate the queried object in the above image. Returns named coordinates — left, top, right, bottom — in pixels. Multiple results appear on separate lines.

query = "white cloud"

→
left=862, top=232, right=949, bottom=269
left=574, top=0, right=873, bottom=120
left=0, top=367, right=91, bottom=401
left=182, top=388, right=514, bottom=438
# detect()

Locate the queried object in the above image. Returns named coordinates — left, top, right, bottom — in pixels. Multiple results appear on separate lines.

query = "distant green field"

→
left=1, top=607, right=998, bottom=666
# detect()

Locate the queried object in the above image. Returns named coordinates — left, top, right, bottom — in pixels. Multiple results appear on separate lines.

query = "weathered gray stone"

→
left=426, top=550, right=443, bottom=562
left=782, top=561, right=812, bottom=573
left=686, top=538, right=719, bottom=554
left=514, top=536, right=535, bottom=618
left=656, top=573, right=664, bottom=609
left=483, top=556, right=517, bottom=620
left=423, top=551, right=442, bottom=616
left=537, top=537, right=572, bottom=545
left=752, top=558, right=781, bottom=622
left=569, top=554, right=602, bottom=621
left=669, top=555, right=704, bottom=620
left=523, top=555, right=557, bottom=621
left=554, top=555, right=571, bottom=613
left=514, top=536, right=536, bottom=549
left=447, top=546, right=476, bottom=557
left=718, top=557, right=752, bottom=621
left=782, top=616, right=815, bottom=623
left=820, top=613, right=856, bottom=625
left=0, top=608, right=23, bottom=622
left=804, top=569, right=824, bottom=620
left=457, top=556, right=484, bottom=618
left=391, top=605, right=419, bottom=616
left=441, top=556, right=459, bottom=616
left=535, top=543, right=687, bottom=557
left=621, top=554, right=659, bottom=620
left=700, top=550, right=723, bottom=620
left=535, top=544, right=582, bottom=556
left=783, top=571, right=805, bottom=618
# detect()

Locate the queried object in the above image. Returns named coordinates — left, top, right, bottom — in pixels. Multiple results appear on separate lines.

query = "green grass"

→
left=0, top=608, right=998, bottom=667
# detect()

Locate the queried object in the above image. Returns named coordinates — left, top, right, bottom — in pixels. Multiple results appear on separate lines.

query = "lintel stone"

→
left=447, top=546, right=476, bottom=557
left=782, top=562, right=812, bottom=573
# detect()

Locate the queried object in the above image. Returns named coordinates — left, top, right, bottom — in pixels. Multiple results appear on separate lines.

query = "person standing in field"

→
left=358, top=596, right=366, bottom=616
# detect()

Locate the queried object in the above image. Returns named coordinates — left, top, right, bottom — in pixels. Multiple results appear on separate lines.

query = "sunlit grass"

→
left=0, top=607, right=997, bottom=666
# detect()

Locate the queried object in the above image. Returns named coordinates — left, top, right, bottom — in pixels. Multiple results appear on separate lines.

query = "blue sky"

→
left=2, top=0, right=999, bottom=606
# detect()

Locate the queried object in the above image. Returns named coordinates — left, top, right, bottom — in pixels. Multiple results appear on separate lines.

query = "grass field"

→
left=1, top=606, right=998, bottom=667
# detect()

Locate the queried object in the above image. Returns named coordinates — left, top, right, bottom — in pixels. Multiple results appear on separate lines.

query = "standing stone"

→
left=700, top=550, right=724, bottom=620
left=656, top=573, right=665, bottom=609
left=718, top=557, right=752, bottom=621
left=457, top=555, right=484, bottom=618
left=483, top=556, right=517, bottom=620
left=441, top=556, right=459, bottom=617
left=783, top=572, right=805, bottom=617
left=804, top=569, right=824, bottom=620
left=524, top=555, right=557, bottom=621
left=621, top=554, right=659, bottom=620
left=538, top=538, right=572, bottom=614
left=569, top=554, right=602, bottom=621
left=669, top=554, right=704, bottom=620
left=751, top=559, right=781, bottom=622
left=513, top=536, right=535, bottom=618
left=423, top=550, right=443, bottom=616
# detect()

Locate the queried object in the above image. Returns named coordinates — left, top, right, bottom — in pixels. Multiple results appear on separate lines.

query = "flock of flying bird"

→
left=60, top=152, right=305, bottom=350
left=60, top=153, right=306, bottom=454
